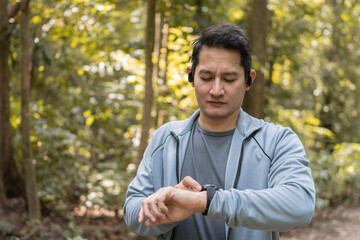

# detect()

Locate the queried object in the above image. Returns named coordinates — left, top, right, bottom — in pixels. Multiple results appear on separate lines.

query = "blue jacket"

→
left=124, top=109, right=316, bottom=240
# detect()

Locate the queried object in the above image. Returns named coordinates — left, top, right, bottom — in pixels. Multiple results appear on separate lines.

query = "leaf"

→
left=83, top=110, right=91, bottom=118
left=86, top=115, right=95, bottom=126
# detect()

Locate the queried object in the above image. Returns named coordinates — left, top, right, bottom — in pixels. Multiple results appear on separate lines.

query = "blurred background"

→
left=0, top=0, right=359, bottom=239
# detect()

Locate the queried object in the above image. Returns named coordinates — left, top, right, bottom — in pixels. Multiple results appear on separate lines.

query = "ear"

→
left=246, top=69, right=256, bottom=90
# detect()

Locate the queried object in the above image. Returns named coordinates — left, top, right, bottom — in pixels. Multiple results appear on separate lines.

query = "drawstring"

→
left=233, top=139, right=245, bottom=189
left=170, top=131, right=180, bottom=183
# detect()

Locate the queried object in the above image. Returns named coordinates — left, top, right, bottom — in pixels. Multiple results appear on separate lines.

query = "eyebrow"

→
left=199, top=69, right=212, bottom=75
left=222, top=71, right=239, bottom=76
left=198, top=69, right=239, bottom=76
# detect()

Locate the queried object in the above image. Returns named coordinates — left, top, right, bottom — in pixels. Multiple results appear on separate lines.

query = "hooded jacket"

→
left=124, top=109, right=316, bottom=240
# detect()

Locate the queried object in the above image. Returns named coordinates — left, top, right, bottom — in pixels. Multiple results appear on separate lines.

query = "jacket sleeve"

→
left=207, top=127, right=316, bottom=232
left=123, top=131, right=177, bottom=237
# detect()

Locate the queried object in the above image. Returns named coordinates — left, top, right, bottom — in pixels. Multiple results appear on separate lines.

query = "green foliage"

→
left=155, top=26, right=197, bottom=123
left=63, top=217, right=83, bottom=239
left=266, top=0, right=360, bottom=208
left=0, top=221, right=14, bottom=235
left=310, top=143, right=360, bottom=208
left=5, top=0, right=360, bottom=219
left=9, top=0, right=144, bottom=214
left=267, top=0, right=360, bottom=144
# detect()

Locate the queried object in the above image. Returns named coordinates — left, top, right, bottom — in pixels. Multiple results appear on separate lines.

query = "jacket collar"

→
left=236, top=108, right=262, bottom=137
left=171, top=109, right=200, bottom=136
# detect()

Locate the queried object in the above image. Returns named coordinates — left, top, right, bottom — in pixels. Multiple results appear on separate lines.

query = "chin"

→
left=204, top=111, right=231, bottom=119
left=202, top=108, right=240, bottom=119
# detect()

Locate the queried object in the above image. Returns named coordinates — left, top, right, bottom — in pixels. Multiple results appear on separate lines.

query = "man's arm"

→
left=207, top=128, right=315, bottom=231
left=123, top=127, right=205, bottom=236
left=125, top=169, right=206, bottom=235
left=123, top=136, right=178, bottom=236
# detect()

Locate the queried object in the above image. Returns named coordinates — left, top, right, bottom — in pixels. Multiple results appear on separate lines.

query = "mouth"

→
left=207, top=100, right=226, bottom=106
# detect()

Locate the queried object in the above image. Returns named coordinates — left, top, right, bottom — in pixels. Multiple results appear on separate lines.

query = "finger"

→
left=157, top=201, right=168, bottom=214
left=182, top=176, right=202, bottom=191
left=138, top=207, right=144, bottom=223
left=149, top=202, right=166, bottom=219
left=142, top=200, right=157, bottom=222
left=174, top=182, right=185, bottom=190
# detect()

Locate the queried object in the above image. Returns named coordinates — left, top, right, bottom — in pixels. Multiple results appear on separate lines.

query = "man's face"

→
left=192, top=46, right=250, bottom=125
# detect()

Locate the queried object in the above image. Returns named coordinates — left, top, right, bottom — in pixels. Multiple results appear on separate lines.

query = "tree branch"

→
left=21, top=217, right=49, bottom=240
left=7, top=2, right=21, bottom=19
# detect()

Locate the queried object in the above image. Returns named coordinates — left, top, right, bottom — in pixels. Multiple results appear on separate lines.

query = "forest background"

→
left=0, top=0, right=359, bottom=239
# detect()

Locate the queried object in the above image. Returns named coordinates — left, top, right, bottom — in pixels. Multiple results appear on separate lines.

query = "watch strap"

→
left=201, top=184, right=218, bottom=216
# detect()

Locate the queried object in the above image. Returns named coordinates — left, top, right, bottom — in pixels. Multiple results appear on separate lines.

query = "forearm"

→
left=207, top=183, right=315, bottom=231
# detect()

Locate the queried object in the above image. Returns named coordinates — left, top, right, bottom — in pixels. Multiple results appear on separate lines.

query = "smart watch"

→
left=201, top=184, right=218, bottom=216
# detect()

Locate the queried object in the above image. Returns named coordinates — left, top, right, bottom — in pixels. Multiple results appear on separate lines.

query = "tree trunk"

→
left=157, top=7, right=170, bottom=128
left=160, top=1, right=171, bottom=87
left=0, top=0, right=25, bottom=199
left=243, top=0, right=269, bottom=119
left=161, top=22, right=169, bottom=86
left=154, top=10, right=163, bottom=128
left=136, top=0, right=156, bottom=166
left=153, top=11, right=161, bottom=81
left=20, top=0, right=41, bottom=220
left=0, top=0, right=9, bottom=206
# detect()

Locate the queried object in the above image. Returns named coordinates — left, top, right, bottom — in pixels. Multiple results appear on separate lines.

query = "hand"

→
left=174, top=176, right=202, bottom=192
left=138, top=186, right=206, bottom=226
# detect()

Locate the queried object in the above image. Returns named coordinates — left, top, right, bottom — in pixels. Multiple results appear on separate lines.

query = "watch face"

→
left=203, top=184, right=218, bottom=190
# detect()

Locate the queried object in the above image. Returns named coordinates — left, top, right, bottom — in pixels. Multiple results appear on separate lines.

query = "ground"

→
left=281, top=204, right=360, bottom=240
left=1, top=201, right=359, bottom=239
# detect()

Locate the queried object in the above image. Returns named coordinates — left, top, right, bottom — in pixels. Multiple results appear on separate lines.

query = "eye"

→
left=200, top=77, right=212, bottom=81
left=224, top=79, right=236, bottom=83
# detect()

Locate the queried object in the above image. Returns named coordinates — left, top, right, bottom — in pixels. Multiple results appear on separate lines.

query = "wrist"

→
left=197, top=191, right=207, bottom=213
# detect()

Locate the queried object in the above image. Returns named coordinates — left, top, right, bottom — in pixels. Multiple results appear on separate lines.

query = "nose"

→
left=210, top=78, right=224, bottom=97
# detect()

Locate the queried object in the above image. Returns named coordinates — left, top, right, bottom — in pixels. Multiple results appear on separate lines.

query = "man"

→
left=124, top=24, right=315, bottom=240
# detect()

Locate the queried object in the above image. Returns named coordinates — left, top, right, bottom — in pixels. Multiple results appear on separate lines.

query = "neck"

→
left=198, top=110, right=240, bottom=132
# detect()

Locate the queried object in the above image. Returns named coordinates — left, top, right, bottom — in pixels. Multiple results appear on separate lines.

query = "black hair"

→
left=189, top=24, right=252, bottom=85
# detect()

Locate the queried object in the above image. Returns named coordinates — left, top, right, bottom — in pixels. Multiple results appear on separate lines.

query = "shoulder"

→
left=238, top=110, right=291, bottom=140
left=148, top=118, right=191, bottom=153
left=150, top=120, right=182, bottom=145
left=259, top=120, right=294, bottom=140
left=250, top=117, right=304, bottom=160
left=241, top=109, right=295, bottom=140
left=152, top=119, right=187, bottom=139
left=152, top=110, right=199, bottom=140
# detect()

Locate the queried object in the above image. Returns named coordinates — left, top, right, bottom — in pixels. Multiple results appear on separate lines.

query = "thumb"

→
left=182, top=176, right=202, bottom=192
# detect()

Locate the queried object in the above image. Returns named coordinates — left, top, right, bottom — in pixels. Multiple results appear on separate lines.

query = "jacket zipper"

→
left=227, top=136, right=247, bottom=240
